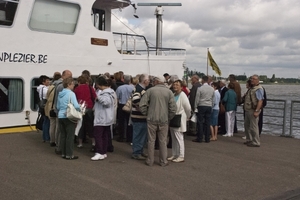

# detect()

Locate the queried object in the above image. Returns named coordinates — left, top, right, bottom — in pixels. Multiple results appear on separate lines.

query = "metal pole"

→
left=155, top=6, right=163, bottom=55
left=282, top=100, right=287, bottom=136
left=207, top=48, right=209, bottom=76
left=290, top=101, right=294, bottom=137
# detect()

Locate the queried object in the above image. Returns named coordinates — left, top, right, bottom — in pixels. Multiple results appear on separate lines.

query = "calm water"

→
left=238, top=84, right=300, bottom=139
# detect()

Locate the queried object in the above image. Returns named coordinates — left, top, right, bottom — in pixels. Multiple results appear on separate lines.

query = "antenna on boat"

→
left=137, top=3, right=182, bottom=55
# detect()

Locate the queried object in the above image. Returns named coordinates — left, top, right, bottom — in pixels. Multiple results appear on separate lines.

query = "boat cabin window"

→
left=92, top=8, right=105, bottom=31
left=0, top=78, right=23, bottom=112
left=29, top=0, right=80, bottom=34
left=0, top=0, right=19, bottom=27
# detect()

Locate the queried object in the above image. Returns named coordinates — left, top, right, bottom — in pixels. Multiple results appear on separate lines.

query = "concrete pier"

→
left=0, top=131, right=299, bottom=200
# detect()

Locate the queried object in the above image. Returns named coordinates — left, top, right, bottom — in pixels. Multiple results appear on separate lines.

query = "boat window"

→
left=92, top=8, right=105, bottom=31
left=0, top=78, right=23, bottom=112
left=0, top=0, right=19, bottom=27
left=31, top=78, right=40, bottom=111
left=29, top=0, right=80, bottom=34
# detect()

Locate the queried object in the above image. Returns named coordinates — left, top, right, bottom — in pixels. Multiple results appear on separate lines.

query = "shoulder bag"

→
left=122, top=97, right=132, bottom=113
left=169, top=114, right=181, bottom=128
left=67, top=93, right=82, bottom=121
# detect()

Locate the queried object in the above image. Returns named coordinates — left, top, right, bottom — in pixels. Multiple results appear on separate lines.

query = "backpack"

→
left=38, top=87, right=47, bottom=115
left=262, top=87, right=267, bottom=108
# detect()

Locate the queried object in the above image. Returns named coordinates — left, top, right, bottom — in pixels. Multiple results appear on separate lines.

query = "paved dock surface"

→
left=0, top=131, right=299, bottom=200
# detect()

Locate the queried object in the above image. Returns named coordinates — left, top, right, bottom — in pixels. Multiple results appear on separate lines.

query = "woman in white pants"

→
left=222, top=83, right=237, bottom=137
left=168, top=80, right=191, bottom=163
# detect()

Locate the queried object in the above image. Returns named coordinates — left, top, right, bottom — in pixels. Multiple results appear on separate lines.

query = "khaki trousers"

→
left=146, top=122, right=168, bottom=166
left=244, top=110, right=260, bottom=145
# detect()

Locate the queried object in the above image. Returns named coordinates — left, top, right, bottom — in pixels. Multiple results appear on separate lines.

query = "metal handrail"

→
left=290, top=100, right=300, bottom=137
left=236, top=99, right=287, bottom=136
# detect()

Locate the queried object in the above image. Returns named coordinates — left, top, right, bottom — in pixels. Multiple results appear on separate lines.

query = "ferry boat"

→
left=0, top=0, right=186, bottom=129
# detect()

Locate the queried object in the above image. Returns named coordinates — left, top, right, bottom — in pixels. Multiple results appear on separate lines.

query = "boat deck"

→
left=0, top=131, right=299, bottom=200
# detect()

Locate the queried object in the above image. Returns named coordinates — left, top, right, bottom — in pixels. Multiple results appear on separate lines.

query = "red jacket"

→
left=74, top=84, right=97, bottom=109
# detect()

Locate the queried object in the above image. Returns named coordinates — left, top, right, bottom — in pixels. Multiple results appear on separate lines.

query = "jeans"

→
left=132, top=121, right=147, bottom=155
left=42, top=116, right=50, bottom=141
left=196, top=106, right=212, bottom=142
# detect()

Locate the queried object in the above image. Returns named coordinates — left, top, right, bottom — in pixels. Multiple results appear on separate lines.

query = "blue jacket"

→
left=57, top=89, right=80, bottom=118
left=94, top=88, right=115, bottom=126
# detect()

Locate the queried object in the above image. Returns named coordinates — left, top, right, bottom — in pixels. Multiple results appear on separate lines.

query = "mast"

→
left=137, top=3, right=182, bottom=55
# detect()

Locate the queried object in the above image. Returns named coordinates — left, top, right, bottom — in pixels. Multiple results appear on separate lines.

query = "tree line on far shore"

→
left=185, top=69, right=299, bottom=84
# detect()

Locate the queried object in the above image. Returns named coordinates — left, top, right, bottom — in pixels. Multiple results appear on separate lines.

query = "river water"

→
left=237, top=84, right=300, bottom=139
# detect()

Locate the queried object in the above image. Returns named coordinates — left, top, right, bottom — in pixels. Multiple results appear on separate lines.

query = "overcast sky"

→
left=111, top=0, right=300, bottom=78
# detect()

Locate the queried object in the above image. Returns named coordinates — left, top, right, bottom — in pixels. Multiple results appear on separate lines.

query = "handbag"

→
left=122, top=97, right=132, bottom=113
left=219, top=103, right=225, bottom=114
left=35, top=113, right=44, bottom=131
left=66, top=93, right=82, bottom=121
left=169, top=114, right=181, bottom=128
left=50, top=109, right=57, bottom=117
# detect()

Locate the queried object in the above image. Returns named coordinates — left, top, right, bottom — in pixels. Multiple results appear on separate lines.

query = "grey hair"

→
left=124, top=75, right=132, bottom=84
left=139, top=74, right=149, bottom=83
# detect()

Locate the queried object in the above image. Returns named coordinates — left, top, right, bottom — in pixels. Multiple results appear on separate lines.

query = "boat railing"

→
left=290, top=100, right=300, bottom=137
left=113, top=32, right=186, bottom=57
left=236, top=99, right=300, bottom=138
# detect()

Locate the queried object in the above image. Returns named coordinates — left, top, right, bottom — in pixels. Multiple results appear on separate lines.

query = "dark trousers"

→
left=59, top=118, right=76, bottom=157
left=258, top=109, right=264, bottom=135
left=196, top=106, right=212, bottom=142
left=218, top=113, right=226, bottom=135
left=94, top=126, right=110, bottom=155
left=78, top=108, right=94, bottom=140
left=117, top=104, right=133, bottom=142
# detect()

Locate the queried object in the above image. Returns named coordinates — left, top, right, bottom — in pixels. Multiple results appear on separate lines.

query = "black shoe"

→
left=155, top=146, right=159, bottom=150
left=50, top=142, right=56, bottom=147
left=65, top=155, right=79, bottom=160
left=167, top=145, right=172, bottom=149
left=192, top=139, right=202, bottom=143
left=55, top=149, right=62, bottom=154
left=90, top=145, right=96, bottom=152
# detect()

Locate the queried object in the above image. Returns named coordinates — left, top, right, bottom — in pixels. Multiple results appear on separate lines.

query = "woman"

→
left=74, top=75, right=96, bottom=148
left=57, top=78, right=81, bottom=160
left=168, top=80, right=191, bottom=163
left=210, top=82, right=220, bottom=141
left=91, top=76, right=115, bottom=161
left=222, top=82, right=237, bottom=137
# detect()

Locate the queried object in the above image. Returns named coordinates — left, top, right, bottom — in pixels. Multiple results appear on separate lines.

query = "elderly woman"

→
left=222, top=82, right=237, bottom=137
left=91, top=76, right=115, bottom=161
left=74, top=75, right=97, bottom=149
left=57, top=78, right=81, bottom=160
left=168, top=80, right=191, bottom=163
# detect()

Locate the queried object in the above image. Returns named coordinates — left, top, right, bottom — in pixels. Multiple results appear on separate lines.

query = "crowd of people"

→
left=36, top=70, right=266, bottom=165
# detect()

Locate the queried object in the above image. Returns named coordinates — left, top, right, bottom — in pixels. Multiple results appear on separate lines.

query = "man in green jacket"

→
left=140, top=76, right=177, bottom=167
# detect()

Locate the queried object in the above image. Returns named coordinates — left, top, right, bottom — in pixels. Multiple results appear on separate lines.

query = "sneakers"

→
left=91, top=153, right=105, bottom=161
left=167, top=156, right=176, bottom=161
left=77, top=144, right=83, bottom=148
left=131, top=154, right=146, bottom=160
left=173, top=157, right=184, bottom=163
left=242, top=136, right=246, bottom=140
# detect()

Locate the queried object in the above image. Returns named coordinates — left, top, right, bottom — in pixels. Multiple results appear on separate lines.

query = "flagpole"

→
left=207, top=48, right=209, bottom=76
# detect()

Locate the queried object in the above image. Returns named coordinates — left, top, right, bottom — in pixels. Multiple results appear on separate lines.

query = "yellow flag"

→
left=208, top=50, right=221, bottom=76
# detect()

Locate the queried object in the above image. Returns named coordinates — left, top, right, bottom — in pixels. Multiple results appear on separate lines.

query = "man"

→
left=131, top=74, right=150, bottom=160
left=193, top=76, right=214, bottom=143
left=218, top=79, right=228, bottom=135
left=116, top=75, right=134, bottom=142
left=228, top=74, right=242, bottom=133
left=244, top=75, right=264, bottom=147
left=140, top=76, right=176, bottom=167
left=163, top=73, right=170, bottom=84
left=188, top=75, right=201, bottom=135
left=45, top=72, right=61, bottom=147
left=53, top=70, right=72, bottom=154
